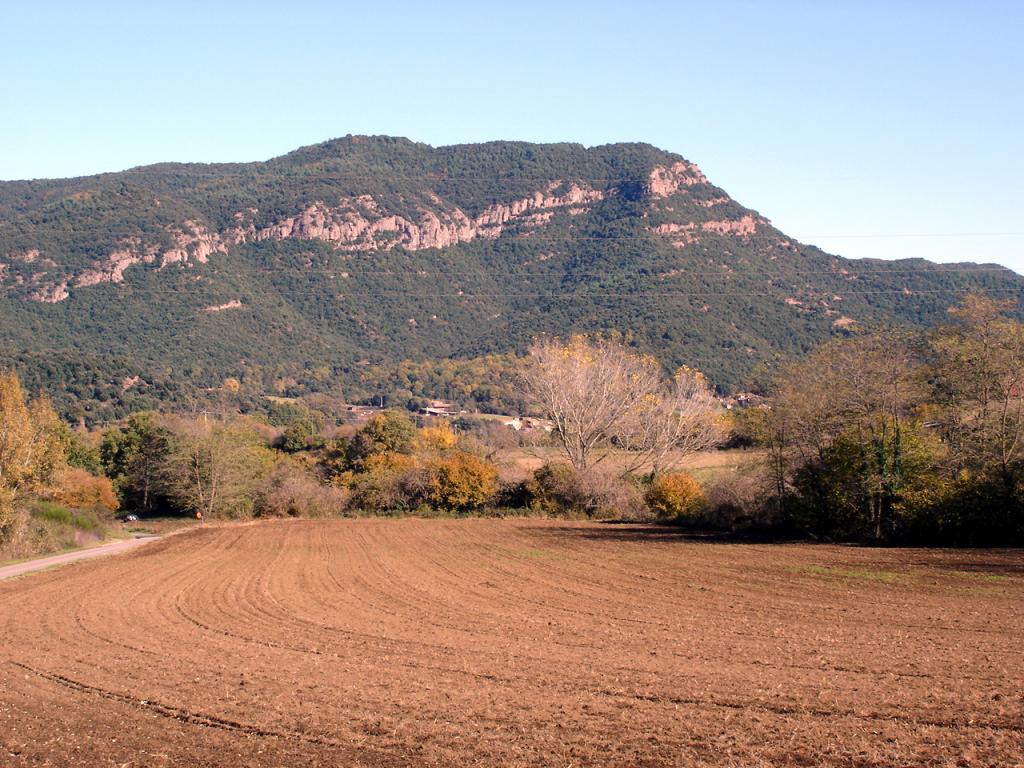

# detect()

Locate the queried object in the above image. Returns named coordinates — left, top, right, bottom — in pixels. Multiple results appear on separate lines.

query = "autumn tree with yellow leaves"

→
left=0, top=372, right=64, bottom=538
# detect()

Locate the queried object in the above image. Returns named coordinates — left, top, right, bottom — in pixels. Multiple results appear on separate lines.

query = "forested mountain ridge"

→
left=1, top=135, right=1020, bottom=421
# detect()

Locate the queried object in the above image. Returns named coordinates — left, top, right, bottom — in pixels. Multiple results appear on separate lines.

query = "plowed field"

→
left=1, top=519, right=1022, bottom=767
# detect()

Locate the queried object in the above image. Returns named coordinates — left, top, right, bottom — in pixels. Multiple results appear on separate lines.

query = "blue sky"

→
left=1, top=1, right=1021, bottom=272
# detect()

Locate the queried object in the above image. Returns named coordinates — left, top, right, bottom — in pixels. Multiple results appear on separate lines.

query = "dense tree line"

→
left=2, top=292, right=1021, bottom=551
left=749, top=294, right=1023, bottom=544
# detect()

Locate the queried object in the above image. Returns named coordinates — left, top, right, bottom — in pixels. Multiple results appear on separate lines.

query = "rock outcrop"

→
left=75, top=239, right=160, bottom=288
left=700, top=214, right=759, bottom=237
left=651, top=214, right=761, bottom=248
left=647, top=162, right=708, bottom=198
left=7, top=173, right=765, bottom=302
left=160, top=221, right=228, bottom=266
left=7, top=181, right=607, bottom=302
left=202, top=299, right=243, bottom=312
left=29, top=281, right=69, bottom=303
left=233, top=182, right=605, bottom=253
left=11, top=222, right=230, bottom=302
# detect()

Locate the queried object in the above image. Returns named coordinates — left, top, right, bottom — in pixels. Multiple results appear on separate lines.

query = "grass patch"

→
left=949, top=570, right=1010, bottom=582
left=519, top=547, right=561, bottom=560
left=31, top=501, right=73, bottom=525
left=71, top=513, right=99, bottom=532
left=32, top=501, right=101, bottom=532
left=793, top=565, right=902, bottom=583
left=495, top=546, right=563, bottom=561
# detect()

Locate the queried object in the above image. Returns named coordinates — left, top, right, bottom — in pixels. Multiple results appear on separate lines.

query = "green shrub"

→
left=31, top=500, right=73, bottom=525
left=346, top=411, right=416, bottom=469
left=71, top=513, right=99, bottom=532
left=32, top=501, right=102, bottom=532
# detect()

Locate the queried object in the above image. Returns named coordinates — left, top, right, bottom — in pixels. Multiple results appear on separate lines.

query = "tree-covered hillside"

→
left=1, top=136, right=1021, bottom=420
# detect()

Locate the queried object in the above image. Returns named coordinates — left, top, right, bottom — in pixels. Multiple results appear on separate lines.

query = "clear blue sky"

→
left=2, top=1, right=1021, bottom=272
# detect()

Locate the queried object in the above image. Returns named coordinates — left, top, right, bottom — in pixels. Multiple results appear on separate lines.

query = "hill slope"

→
left=1, top=136, right=1020, bottom=419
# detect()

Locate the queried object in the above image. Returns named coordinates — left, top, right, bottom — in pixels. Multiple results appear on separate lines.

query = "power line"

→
left=8, top=257, right=1020, bottom=280
left=202, top=265, right=1017, bottom=276
left=41, top=286, right=1024, bottom=301
left=23, top=266, right=1020, bottom=296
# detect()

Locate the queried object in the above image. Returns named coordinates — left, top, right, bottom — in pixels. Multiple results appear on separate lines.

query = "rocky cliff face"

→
left=3, top=182, right=612, bottom=300
left=5, top=167, right=773, bottom=302
left=647, top=162, right=708, bottom=197
left=651, top=213, right=763, bottom=248
left=1, top=139, right=790, bottom=303
left=3, top=221, right=229, bottom=301
left=229, top=181, right=606, bottom=253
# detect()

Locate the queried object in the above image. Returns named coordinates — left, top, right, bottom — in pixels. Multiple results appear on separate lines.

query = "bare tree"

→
left=931, top=293, right=1024, bottom=492
left=522, top=336, right=721, bottom=474
left=616, top=367, right=725, bottom=475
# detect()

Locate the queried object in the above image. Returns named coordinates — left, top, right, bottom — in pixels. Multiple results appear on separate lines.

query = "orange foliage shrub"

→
left=50, top=468, right=119, bottom=514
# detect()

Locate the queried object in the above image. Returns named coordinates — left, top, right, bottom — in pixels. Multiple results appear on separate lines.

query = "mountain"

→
left=1, top=136, right=1021, bottom=421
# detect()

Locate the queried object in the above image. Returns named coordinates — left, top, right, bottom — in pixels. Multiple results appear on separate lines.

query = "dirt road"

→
left=0, top=519, right=1021, bottom=766
left=0, top=535, right=158, bottom=582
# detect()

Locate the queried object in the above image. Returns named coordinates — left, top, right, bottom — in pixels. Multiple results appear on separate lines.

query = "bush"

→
left=49, top=467, right=119, bottom=514
left=895, top=471, right=1024, bottom=546
left=424, top=452, right=498, bottom=512
left=526, top=463, right=586, bottom=515
left=345, top=452, right=420, bottom=513
left=645, top=472, right=706, bottom=519
left=583, top=468, right=646, bottom=520
left=702, top=470, right=776, bottom=530
left=256, top=461, right=350, bottom=518
left=417, top=422, right=458, bottom=452
left=526, top=463, right=644, bottom=519
left=346, top=411, right=416, bottom=469
left=279, top=418, right=323, bottom=453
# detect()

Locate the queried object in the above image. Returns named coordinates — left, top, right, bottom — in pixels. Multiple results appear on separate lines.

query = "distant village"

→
left=338, top=391, right=766, bottom=432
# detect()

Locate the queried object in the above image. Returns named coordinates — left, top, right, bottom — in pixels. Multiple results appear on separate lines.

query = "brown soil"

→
left=1, top=519, right=1021, bottom=767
